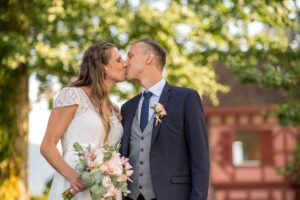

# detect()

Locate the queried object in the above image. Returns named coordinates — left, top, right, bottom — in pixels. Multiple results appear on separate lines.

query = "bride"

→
left=40, top=42, right=126, bottom=199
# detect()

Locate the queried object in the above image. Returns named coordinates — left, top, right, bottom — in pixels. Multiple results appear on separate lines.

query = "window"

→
left=232, top=130, right=260, bottom=166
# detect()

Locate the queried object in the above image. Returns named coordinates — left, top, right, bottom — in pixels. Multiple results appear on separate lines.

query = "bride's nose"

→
left=122, top=60, right=127, bottom=68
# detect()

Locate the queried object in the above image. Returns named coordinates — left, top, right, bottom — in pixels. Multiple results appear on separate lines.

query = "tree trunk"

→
left=12, top=64, right=30, bottom=200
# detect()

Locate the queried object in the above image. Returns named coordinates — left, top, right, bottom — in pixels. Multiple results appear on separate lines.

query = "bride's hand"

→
left=68, top=171, right=86, bottom=194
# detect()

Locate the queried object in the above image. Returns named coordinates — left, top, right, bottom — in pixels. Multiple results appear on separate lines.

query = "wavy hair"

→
left=71, top=42, right=121, bottom=142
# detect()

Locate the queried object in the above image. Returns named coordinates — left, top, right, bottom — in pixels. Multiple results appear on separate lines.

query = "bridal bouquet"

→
left=62, top=142, right=133, bottom=200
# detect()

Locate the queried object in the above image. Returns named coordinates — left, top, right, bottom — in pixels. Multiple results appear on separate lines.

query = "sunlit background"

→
left=1, top=0, right=299, bottom=199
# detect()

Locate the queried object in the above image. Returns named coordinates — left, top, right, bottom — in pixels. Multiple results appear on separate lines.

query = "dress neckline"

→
left=77, top=87, right=114, bottom=119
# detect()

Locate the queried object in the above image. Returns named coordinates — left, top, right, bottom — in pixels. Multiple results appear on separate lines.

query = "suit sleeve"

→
left=184, top=90, right=210, bottom=200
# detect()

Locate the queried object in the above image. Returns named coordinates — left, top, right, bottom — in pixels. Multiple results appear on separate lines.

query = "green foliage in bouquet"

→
left=63, top=142, right=131, bottom=200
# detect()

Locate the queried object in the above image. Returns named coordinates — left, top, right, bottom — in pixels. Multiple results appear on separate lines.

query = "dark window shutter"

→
left=260, top=130, right=274, bottom=165
left=221, top=131, right=233, bottom=165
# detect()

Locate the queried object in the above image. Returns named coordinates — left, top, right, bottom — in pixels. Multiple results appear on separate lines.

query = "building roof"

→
left=202, top=64, right=289, bottom=107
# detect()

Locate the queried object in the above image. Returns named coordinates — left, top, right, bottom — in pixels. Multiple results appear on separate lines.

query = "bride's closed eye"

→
left=116, top=57, right=121, bottom=62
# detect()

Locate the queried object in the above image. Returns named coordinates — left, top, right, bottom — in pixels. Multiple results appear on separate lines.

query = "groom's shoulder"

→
left=169, top=84, right=198, bottom=96
left=121, top=94, right=141, bottom=111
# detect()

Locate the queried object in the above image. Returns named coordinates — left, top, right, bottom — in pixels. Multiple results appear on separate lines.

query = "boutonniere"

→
left=151, top=103, right=167, bottom=126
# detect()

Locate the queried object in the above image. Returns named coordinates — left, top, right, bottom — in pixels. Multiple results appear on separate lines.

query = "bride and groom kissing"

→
left=41, top=38, right=210, bottom=200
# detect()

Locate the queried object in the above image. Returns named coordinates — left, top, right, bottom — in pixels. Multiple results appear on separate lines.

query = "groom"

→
left=120, top=38, right=210, bottom=200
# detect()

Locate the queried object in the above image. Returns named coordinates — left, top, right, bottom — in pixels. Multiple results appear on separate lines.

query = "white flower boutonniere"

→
left=151, top=103, right=167, bottom=126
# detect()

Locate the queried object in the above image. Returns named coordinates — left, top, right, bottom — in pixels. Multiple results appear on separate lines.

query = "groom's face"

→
left=125, top=42, right=147, bottom=82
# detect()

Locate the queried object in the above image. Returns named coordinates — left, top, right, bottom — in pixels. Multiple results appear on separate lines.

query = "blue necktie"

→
left=140, top=91, right=153, bottom=132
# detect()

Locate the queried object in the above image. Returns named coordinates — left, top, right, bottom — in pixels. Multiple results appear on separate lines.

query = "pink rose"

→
left=115, top=188, right=122, bottom=200
left=99, top=163, right=108, bottom=173
left=104, top=184, right=116, bottom=197
left=87, top=158, right=96, bottom=169
left=125, top=162, right=132, bottom=170
left=126, top=169, right=133, bottom=177
left=91, top=153, right=97, bottom=159
left=107, top=153, right=123, bottom=176
left=100, top=162, right=113, bottom=174
left=84, top=150, right=90, bottom=158
left=121, top=157, right=129, bottom=166
left=107, top=166, right=114, bottom=174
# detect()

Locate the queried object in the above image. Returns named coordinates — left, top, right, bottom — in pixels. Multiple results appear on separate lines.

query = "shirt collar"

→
left=142, top=78, right=166, bottom=97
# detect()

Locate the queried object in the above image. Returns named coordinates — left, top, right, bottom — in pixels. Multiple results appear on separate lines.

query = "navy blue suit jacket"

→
left=120, top=82, right=210, bottom=200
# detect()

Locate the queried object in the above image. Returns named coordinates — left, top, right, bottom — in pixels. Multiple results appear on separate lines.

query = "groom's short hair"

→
left=135, top=38, right=166, bottom=69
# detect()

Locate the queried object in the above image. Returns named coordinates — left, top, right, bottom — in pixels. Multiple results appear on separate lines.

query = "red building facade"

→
left=203, top=66, right=299, bottom=200
left=205, top=107, right=299, bottom=200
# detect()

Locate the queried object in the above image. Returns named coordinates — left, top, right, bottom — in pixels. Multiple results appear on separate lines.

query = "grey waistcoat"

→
left=127, top=111, right=156, bottom=200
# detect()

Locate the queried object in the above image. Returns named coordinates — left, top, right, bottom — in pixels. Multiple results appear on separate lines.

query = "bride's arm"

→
left=40, top=105, right=85, bottom=194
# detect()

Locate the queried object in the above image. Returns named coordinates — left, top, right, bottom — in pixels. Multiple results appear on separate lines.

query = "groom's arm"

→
left=184, top=90, right=210, bottom=200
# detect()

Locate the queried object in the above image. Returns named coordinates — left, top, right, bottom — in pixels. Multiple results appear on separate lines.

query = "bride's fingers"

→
left=70, top=188, right=77, bottom=194
left=78, top=180, right=85, bottom=189
left=77, top=184, right=85, bottom=191
left=80, top=184, right=86, bottom=191
left=75, top=182, right=85, bottom=191
left=72, top=185, right=80, bottom=193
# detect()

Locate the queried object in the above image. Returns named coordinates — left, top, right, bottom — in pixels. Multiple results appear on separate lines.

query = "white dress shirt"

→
left=137, top=78, right=166, bottom=124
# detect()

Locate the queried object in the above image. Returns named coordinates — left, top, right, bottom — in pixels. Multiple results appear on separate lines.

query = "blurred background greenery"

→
left=0, top=0, right=299, bottom=199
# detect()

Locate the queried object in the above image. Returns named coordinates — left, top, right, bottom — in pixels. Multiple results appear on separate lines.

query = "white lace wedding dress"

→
left=48, top=87, right=123, bottom=200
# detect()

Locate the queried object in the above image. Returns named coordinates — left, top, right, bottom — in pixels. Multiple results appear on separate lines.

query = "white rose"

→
left=94, top=148, right=104, bottom=165
left=102, top=176, right=111, bottom=188
left=112, top=166, right=123, bottom=176
left=155, top=103, right=164, bottom=112
left=94, top=154, right=104, bottom=166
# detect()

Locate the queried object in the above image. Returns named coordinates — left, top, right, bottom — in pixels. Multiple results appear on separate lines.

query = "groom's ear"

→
left=146, top=53, right=155, bottom=65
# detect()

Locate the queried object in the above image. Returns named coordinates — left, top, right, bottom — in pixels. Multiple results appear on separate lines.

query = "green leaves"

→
left=119, top=181, right=128, bottom=191
left=90, top=184, right=107, bottom=199
left=73, top=142, right=83, bottom=152
left=73, top=142, right=84, bottom=155
left=1, top=0, right=298, bottom=105
left=99, top=185, right=108, bottom=196
left=75, top=162, right=85, bottom=173
left=103, top=151, right=112, bottom=162
left=82, top=172, right=95, bottom=187
left=277, top=102, right=300, bottom=126
left=93, top=170, right=102, bottom=184
left=115, top=143, right=121, bottom=152
left=90, top=184, right=101, bottom=195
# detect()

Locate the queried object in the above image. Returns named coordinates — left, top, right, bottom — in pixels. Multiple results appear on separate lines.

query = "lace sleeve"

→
left=53, top=87, right=80, bottom=108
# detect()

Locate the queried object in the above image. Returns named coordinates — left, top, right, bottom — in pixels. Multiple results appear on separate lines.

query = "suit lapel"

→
left=151, top=82, right=172, bottom=145
left=123, top=94, right=141, bottom=156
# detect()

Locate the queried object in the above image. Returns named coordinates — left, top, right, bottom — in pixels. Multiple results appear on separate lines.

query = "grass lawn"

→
left=31, top=195, right=48, bottom=200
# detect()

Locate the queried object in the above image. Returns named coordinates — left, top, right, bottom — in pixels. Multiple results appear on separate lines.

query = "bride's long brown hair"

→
left=71, top=42, right=121, bottom=142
